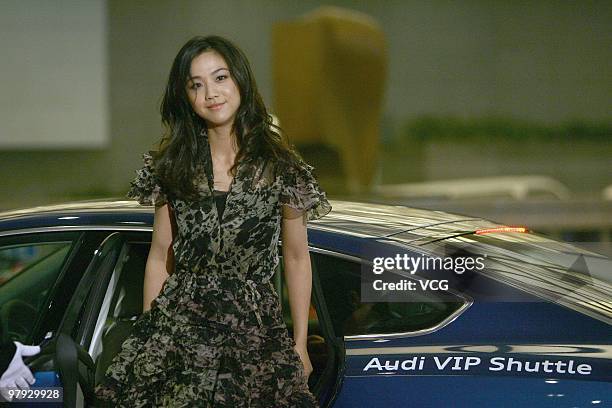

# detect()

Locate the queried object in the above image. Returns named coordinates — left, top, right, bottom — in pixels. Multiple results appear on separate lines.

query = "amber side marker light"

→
left=475, top=227, right=528, bottom=235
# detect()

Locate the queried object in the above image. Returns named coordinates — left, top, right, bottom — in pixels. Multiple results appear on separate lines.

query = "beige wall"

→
left=0, top=0, right=610, bottom=209
left=0, top=0, right=108, bottom=149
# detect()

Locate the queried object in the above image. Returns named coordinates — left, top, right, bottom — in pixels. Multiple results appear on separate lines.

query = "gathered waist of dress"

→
left=152, top=269, right=285, bottom=336
left=175, top=254, right=280, bottom=279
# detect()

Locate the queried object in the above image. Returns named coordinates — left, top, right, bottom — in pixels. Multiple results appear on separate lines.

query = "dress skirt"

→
left=94, top=306, right=319, bottom=407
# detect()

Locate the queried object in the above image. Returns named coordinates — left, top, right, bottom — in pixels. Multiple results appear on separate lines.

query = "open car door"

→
left=27, top=232, right=128, bottom=407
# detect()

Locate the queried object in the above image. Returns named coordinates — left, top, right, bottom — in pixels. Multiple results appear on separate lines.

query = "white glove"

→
left=0, top=341, right=40, bottom=402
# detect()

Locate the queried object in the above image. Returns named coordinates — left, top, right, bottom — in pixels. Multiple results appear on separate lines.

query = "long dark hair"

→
left=154, top=35, right=301, bottom=200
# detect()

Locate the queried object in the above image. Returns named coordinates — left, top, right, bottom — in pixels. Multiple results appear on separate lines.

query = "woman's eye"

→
left=190, top=83, right=203, bottom=90
left=216, top=75, right=227, bottom=81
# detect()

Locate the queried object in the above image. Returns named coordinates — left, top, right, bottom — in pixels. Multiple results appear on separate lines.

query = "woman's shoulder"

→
left=133, top=150, right=165, bottom=174
left=126, top=150, right=168, bottom=207
left=275, top=156, right=332, bottom=221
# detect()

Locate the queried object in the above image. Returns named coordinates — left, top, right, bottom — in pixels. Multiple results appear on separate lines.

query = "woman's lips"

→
left=207, top=102, right=225, bottom=110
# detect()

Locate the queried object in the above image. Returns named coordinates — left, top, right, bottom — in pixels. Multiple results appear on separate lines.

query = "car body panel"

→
left=333, top=376, right=610, bottom=408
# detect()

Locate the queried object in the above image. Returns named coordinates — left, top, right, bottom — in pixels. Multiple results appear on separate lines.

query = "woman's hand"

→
left=293, top=343, right=313, bottom=380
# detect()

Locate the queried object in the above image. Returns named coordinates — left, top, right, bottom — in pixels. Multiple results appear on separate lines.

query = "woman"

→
left=95, top=36, right=331, bottom=407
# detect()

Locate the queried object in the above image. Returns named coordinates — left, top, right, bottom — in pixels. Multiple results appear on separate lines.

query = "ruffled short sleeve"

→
left=126, top=152, right=168, bottom=207
left=279, top=160, right=332, bottom=221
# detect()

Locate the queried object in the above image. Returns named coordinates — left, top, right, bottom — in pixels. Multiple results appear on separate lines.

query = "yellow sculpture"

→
left=272, top=6, right=387, bottom=193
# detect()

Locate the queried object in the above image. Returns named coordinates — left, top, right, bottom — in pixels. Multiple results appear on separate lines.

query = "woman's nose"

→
left=204, top=83, right=219, bottom=100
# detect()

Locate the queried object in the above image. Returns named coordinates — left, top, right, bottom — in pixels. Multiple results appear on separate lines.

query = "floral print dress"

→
left=94, top=134, right=331, bottom=407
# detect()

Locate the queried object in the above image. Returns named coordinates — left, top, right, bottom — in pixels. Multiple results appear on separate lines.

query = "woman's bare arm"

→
left=143, top=203, right=175, bottom=312
left=281, top=207, right=311, bottom=347
left=281, top=206, right=314, bottom=378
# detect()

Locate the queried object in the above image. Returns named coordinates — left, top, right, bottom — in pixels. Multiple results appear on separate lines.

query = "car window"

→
left=0, top=232, right=79, bottom=343
left=435, top=233, right=612, bottom=324
left=312, top=251, right=464, bottom=337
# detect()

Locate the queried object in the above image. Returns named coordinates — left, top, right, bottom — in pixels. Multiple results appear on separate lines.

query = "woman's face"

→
left=185, top=50, right=241, bottom=130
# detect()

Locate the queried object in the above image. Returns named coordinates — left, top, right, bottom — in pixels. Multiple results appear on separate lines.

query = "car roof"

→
left=0, top=198, right=497, bottom=242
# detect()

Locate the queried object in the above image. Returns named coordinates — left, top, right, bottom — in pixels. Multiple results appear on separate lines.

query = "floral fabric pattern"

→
left=95, top=135, right=330, bottom=407
left=126, top=152, right=168, bottom=207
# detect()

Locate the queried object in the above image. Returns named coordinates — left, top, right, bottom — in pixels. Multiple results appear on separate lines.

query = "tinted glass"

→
left=313, top=252, right=463, bottom=337
left=431, top=232, right=612, bottom=322
left=0, top=232, right=78, bottom=343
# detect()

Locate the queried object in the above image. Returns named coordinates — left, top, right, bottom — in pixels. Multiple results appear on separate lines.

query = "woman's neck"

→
left=207, top=127, right=238, bottom=162
left=208, top=129, right=238, bottom=192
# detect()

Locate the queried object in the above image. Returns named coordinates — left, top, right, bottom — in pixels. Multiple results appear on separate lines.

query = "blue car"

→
left=0, top=199, right=609, bottom=407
